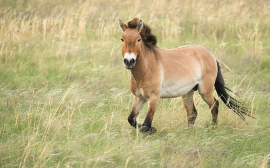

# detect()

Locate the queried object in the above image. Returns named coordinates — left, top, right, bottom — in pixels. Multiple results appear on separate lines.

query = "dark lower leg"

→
left=140, top=96, right=158, bottom=133
left=211, top=98, right=219, bottom=124
left=182, top=91, right=196, bottom=126
left=128, top=112, right=138, bottom=128
left=201, top=93, right=219, bottom=125
left=142, top=113, right=153, bottom=128
left=188, top=104, right=198, bottom=126
left=140, top=114, right=156, bottom=133
left=128, top=96, right=146, bottom=128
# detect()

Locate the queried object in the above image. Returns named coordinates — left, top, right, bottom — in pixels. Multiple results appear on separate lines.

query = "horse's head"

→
left=119, top=19, right=143, bottom=69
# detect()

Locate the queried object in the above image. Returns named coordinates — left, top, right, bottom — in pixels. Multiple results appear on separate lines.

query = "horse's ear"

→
left=119, top=19, right=127, bottom=32
left=137, top=20, right=143, bottom=32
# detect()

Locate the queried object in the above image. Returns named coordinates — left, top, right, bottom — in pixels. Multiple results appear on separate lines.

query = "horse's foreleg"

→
left=140, top=95, right=158, bottom=133
left=128, top=96, right=146, bottom=128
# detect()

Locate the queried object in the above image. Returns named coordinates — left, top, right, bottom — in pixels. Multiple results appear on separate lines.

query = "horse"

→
left=118, top=17, right=252, bottom=134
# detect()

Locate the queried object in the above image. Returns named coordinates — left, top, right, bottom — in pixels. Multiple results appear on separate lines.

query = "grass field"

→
left=0, top=0, right=270, bottom=167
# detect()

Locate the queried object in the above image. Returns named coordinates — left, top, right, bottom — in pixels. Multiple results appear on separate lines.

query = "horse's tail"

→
left=214, top=61, right=254, bottom=120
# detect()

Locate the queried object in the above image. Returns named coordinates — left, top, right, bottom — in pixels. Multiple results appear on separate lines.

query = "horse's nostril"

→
left=130, top=59, right=135, bottom=65
left=124, top=58, right=128, bottom=65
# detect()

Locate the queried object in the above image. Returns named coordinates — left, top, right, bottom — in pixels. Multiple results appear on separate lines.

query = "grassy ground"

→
left=0, top=0, right=270, bottom=167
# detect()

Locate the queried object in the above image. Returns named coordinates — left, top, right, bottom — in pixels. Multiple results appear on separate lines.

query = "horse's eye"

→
left=121, top=38, right=124, bottom=42
left=137, top=39, right=141, bottom=43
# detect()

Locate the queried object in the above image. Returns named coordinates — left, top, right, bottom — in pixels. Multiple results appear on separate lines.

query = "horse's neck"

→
left=130, top=55, right=148, bottom=83
left=130, top=45, right=156, bottom=84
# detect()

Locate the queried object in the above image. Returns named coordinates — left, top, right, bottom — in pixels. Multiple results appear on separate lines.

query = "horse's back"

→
left=160, top=45, right=217, bottom=74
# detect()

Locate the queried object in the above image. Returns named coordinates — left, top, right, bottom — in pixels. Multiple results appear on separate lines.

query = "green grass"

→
left=0, top=0, right=270, bottom=167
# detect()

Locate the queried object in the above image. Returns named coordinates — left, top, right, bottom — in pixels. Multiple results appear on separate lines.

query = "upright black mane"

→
left=127, top=17, right=157, bottom=48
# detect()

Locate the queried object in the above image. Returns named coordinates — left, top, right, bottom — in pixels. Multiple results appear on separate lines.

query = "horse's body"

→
left=119, top=18, right=251, bottom=133
left=158, top=45, right=216, bottom=99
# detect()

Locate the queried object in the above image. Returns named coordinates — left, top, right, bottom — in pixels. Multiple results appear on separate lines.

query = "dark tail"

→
left=214, top=61, right=254, bottom=120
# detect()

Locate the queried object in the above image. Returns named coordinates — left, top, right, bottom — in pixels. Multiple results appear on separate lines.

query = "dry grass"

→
left=0, top=0, right=270, bottom=167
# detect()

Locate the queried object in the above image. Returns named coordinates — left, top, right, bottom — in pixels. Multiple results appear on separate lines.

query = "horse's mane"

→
left=127, top=17, right=157, bottom=48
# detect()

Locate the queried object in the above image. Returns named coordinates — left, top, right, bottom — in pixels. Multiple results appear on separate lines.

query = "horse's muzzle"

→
left=123, top=58, right=136, bottom=69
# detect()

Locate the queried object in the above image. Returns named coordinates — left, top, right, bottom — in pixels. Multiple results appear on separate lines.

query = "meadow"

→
left=0, top=0, right=270, bottom=167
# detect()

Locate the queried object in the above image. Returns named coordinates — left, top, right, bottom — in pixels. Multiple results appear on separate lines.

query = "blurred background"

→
left=0, top=0, right=269, bottom=167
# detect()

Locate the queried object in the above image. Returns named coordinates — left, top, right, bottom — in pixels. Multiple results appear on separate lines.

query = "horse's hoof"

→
left=139, top=126, right=157, bottom=134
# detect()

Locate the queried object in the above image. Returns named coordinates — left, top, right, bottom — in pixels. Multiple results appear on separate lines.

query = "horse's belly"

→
left=160, top=80, right=197, bottom=98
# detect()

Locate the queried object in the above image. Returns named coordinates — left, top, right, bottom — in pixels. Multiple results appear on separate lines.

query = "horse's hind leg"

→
left=182, top=90, right=198, bottom=126
left=198, top=83, right=219, bottom=124
left=201, top=94, right=219, bottom=124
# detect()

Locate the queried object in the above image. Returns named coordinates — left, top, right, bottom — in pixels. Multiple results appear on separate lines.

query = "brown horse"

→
left=119, top=18, right=252, bottom=133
